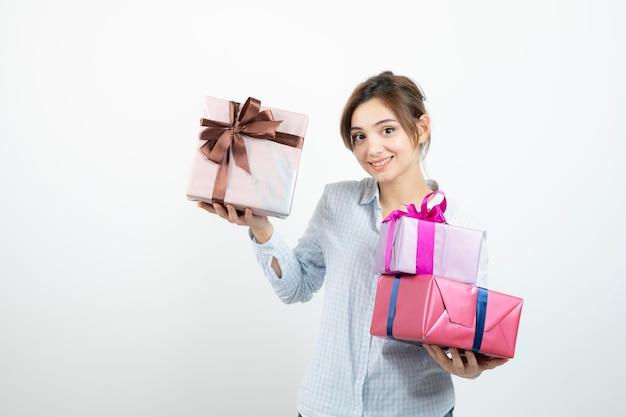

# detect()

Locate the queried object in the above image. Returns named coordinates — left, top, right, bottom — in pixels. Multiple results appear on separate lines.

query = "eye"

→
left=351, top=133, right=366, bottom=143
left=382, top=127, right=395, bottom=135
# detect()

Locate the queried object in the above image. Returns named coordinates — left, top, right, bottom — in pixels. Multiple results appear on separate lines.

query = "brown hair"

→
left=340, top=71, right=430, bottom=158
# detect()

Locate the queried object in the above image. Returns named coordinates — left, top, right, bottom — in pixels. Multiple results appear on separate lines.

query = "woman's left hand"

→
left=422, top=345, right=509, bottom=379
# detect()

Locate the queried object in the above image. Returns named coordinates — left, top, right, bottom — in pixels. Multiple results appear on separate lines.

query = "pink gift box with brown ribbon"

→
left=186, top=96, right=309, bottom=218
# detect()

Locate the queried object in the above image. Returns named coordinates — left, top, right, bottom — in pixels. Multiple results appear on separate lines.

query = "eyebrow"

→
left=350, top=119, right=398, bottom=132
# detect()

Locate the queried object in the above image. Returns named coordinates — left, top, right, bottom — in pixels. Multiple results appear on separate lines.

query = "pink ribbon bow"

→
left=383, top=190, right=447, bottom=224
left=382, top=191, right=447, bottom=273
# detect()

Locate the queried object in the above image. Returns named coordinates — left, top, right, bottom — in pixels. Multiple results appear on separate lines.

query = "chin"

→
left=371, top=172, right=394, bottom=183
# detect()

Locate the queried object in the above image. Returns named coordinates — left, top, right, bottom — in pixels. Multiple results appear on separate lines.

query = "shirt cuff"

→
left=248, top=227, right=279, bottom=250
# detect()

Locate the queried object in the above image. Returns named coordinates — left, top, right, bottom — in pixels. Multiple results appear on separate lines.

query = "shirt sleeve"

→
left=249, top=190, right=327, bottom=304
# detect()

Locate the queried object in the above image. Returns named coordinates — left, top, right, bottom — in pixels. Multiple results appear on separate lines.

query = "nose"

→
left=366, top=134, right=385, bottom=156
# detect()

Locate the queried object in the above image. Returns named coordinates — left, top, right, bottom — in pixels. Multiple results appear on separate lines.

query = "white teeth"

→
left=371, top=157, right=391, bottom=167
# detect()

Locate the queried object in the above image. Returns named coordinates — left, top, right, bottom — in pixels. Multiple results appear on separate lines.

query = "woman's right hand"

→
left=197, top=202, right=273, bottom=244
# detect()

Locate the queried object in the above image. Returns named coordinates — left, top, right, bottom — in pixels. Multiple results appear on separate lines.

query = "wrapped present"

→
left=186, top=96, right=309, bottom=218
left=373, top=191, right=484, bottom=284
left=370, top=274, right=523, bottom=358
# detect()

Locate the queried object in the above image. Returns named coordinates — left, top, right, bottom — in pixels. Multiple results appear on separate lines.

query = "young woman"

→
left=199, top=71, right=508, bottom=417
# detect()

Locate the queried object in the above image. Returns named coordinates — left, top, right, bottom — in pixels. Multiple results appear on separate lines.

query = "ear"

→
left=416, top=114, right=431, bottom=144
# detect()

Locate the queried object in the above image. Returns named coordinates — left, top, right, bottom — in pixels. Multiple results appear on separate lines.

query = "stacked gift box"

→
left=187, top=96, right=309, bottom=219
left=370, top=191, right=523, bottom=359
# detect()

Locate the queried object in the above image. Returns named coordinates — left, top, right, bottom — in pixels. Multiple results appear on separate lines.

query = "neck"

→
left=378, top=177, right=433, bottom=218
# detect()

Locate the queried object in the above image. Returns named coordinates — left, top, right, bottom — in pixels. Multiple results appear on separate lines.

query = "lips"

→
left=369, top=156, right=392, bottom=169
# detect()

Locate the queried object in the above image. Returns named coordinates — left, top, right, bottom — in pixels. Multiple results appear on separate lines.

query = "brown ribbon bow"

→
left=198, top=97, right=304, bottom=205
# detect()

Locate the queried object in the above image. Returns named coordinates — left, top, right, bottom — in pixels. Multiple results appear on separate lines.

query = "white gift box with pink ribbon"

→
left=373, top=191, right=484, bottom=284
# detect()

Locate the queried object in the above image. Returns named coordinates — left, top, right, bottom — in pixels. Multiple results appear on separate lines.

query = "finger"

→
left=463, top=350, right=479, bottom=369
left=481, top=357, right=509, bottom=370
left=212, top=203, right=232, bottom=221
left=243, top=208, right=255, bottom=222
left=225, top=204, right=243, bottom=223
left=422, top=344, right=435, bottom=357
left=422, top=345, right=444, bottom=367
left=424, top=345, right=450, bottom=365
left=447, top=348, right=467, bottom=371
left=197, top=202, right=216, bottom=213
left=211, top=202, right=224, bottom=214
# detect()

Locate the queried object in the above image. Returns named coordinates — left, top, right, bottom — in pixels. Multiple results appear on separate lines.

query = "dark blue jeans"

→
left=298, top=410, right=453, bottom=417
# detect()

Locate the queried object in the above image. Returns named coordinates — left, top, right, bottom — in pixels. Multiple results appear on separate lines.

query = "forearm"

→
left=250, top=222, right=273, bottom=244
left=250, top=224, right=282, bottom=277
left=252, top=231, right=324, bottom=304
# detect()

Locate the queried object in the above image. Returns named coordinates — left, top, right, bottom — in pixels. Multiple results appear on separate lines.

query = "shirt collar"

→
left=359, top=177, right=379, bottom=205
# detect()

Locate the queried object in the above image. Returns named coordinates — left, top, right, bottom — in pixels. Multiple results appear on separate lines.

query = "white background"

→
left=1, top=0, right=624, bottom=416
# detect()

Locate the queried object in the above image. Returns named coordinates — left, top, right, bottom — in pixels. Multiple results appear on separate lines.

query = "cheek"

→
left=354, top=153, right=372, bottom=170
left=353, top=147, right=367, bottom=162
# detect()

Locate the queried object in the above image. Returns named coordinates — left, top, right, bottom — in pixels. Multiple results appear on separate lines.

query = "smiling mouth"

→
left=370, top=156, right=392, bottom=168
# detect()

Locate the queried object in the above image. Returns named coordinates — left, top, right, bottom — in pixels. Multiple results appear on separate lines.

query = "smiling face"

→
left=350, top=98, right=428, bottom=186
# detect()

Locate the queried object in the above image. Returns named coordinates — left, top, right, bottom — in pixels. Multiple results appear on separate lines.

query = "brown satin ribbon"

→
left=198, top=97, right=304, bottom=204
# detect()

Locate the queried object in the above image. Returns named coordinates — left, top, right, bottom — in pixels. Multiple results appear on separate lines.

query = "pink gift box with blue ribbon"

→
left=370, top=274, right=524, bottom=358
left=373, top=191, right=484, bottom=284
